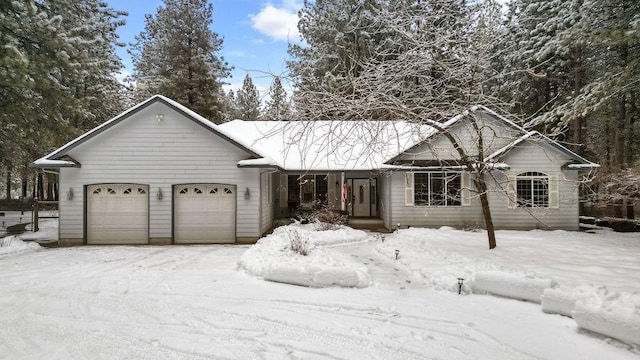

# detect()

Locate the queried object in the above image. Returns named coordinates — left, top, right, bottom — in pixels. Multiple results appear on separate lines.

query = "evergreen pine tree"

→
left=222, top=89, right=239, bottom=121
left=263, top=77, right=291, bottom=120
left=235, top=74, right=261, bottom=120
left=129, top=0, right=232, bottom=123
left=1, top=0, right=127, bottom=198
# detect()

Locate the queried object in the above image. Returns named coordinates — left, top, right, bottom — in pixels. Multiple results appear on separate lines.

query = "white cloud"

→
left=113, top=70, right=135, bottom=88
left=250, top=4, right=301, bottom=42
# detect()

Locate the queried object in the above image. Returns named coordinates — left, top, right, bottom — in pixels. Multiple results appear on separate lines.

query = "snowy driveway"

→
left=0, top=242, right=636, bottom=359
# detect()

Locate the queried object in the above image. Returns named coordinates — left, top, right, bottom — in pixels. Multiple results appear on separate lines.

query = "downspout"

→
left=341, top=172, right=346, bottom=212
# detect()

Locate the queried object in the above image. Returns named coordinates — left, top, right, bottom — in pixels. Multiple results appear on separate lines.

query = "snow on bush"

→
left=541, top=285, right=609, bottom=317
left=238, top=224, right=371, bottom=288
left=0, top=236, right=41, bottom=256
left=473, top=271, right=556, bottom=303
left=573, top=292, right=640, bottom=346
left=287, top=227, right=309, bottom=256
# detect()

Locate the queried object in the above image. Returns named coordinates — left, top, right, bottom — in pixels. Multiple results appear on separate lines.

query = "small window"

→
left=138, top=188, right=146, bottom=195
left=92, top=188, right=102, bottom=195
left=123, top=188, right=132, bottom=194
left=107, top=188, right=116, bottom=195
left=194, top=188, right=203, bottom=194
left=359, top=185, right=364, bottom=204
left=224, top=188, right=233, bottom=194
left=179, top=188, right=189, bottom=194
left=209, top=188, right=218, bottom=194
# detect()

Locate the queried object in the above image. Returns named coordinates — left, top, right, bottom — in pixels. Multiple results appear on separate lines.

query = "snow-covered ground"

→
left=0, top=219, right=639, bottom=359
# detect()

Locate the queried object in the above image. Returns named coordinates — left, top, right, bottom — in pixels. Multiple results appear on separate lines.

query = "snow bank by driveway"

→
left=573, top=292, right=640, bottom=346
left=375, top=227, right=640, bottom=348
left=541, top=285, right=609, bottom=317
left=474, top=271, right=556, bottom=303
left=0, top=236, right=41, bottom=257
left=238, top=224, right=371, bottom=288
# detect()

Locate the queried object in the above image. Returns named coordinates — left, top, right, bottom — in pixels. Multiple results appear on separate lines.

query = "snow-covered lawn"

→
left=0, top=220, right=639, bottom=359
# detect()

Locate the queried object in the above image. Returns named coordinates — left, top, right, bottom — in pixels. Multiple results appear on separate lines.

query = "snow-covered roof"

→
left=32, top=96, right=598, bottom=172
left=218, top=120, right=432, bottom=171
left=31, top=158, right=79, bottom=168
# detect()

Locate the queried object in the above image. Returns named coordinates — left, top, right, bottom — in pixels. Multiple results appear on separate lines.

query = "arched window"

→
left=516, top=172, right=549, bottom=207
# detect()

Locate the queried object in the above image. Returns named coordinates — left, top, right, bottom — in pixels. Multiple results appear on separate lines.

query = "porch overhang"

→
left=380, top=162, right=510, bottom=171
left=237, top=158, right=283, bottom=170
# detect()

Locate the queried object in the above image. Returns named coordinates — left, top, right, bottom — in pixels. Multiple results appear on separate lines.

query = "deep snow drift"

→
left=1, top=220, right=639, bottom=359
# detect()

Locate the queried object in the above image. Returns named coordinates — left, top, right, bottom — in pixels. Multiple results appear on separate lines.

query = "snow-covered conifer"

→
left=235, top=74, right=261, bottom=120
left=129, top=0, right=231, bottom=123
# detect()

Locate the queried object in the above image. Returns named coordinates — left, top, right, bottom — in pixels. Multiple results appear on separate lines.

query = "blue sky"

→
left=107, top=0, right=302, bottom=97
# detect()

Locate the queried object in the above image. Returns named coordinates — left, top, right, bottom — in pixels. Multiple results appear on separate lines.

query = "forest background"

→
left=1, top=0, right=638, bottom=215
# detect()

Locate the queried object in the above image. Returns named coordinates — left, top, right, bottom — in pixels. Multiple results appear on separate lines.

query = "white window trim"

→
left=508, top=172, right=558, bottom=209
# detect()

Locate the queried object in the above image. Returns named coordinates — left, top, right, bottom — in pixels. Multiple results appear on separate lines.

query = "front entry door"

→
left=352, top=179, right=371, bottom=217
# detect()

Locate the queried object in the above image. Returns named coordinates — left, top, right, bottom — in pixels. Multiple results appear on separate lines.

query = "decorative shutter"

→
left=548, top=175, right=559, bottom=208
left=405, top=172, right=414, bottom=206
left=461, top=171, right=471, bottom=206
left=327, top=174, right=336, bottom=207
left=507, top=175, right=517, bottom=209
left=279, top=174, right=287, bottom=207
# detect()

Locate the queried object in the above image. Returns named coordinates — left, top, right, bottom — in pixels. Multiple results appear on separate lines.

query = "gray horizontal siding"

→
left=488, top=142, right=580, bottom=230
left=388, top=142, right=581, bottom=230
left=388, top=172, right=483, bottom=229
left=395, top=112, right=522, bottom=162
left=58, top=102, right=261, bottom=242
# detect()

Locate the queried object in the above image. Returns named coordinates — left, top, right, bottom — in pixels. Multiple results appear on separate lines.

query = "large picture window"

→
left=414, top=172, right=461, bottom=206
left=516, top=172, right=549, bottom=207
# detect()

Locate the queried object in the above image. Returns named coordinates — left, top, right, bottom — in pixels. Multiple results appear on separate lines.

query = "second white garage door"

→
left=174, top=184, right=236, bottom=244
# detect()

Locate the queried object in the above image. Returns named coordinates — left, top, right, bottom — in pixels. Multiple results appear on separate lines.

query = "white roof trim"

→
left=386, top=105, right=527, bottom=164
left=485, top=131, right=599, bottom=168
left=567, top=163, right=600, bottom=169
left=33, top=95, right=270, bottom=167
left=237, top=158, right=280, bottom=168
left=32, top=158, right=78, bottom=168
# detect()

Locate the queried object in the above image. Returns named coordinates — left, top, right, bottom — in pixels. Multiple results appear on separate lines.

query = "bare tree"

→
left=288, top=0, right=508, bottom=248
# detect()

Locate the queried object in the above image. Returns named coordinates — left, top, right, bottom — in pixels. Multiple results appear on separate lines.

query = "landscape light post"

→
left=457, top=278, right=465, bottom=294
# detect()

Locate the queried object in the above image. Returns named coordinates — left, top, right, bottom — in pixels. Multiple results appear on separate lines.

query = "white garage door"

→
left=174, top=184, right=236, bottom=244
left=87, top=184, right=149, bottom=245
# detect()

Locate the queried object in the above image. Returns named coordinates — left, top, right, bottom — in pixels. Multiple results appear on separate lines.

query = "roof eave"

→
left=30, top=159, right=81, bottom=169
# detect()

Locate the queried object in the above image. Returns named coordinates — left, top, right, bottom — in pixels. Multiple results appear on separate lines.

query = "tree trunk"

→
left=615, top=95, right=626, bottom=168
left=21, top=164, right=28, bottom=199
left=5, top=164, right=11, bottom=201
left=37, top=172, right=44, bottom=200
left=625, top=91, right=637, bottom=165
left=570, top=45, right=586, bottom=153
left=475, top=174, right=496, bottom=249
left=614, top=41, right=628, bottom=168
left=21, top=175, right=27, bottom=200
left=46, top=182, right=53, bottom=201
left=626, top=200, right=635, bottom=220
